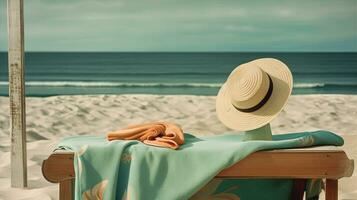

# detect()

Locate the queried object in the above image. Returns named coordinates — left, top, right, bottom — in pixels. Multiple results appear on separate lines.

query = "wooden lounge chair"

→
left=42, top=148, right=354, bottom=200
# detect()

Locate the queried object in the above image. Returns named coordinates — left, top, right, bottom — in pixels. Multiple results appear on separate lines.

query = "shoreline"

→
left=1, top=93, right=357, bottom=97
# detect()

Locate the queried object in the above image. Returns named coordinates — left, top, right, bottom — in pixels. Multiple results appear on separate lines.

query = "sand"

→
left=0, top=94, right=356, bottom=199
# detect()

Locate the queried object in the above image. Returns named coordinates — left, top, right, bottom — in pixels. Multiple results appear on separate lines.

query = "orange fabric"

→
left=107, top=122, right=184, bottom=150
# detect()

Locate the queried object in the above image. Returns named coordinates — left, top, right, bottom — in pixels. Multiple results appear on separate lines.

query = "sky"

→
left=0, top=0, right=356, bottom=52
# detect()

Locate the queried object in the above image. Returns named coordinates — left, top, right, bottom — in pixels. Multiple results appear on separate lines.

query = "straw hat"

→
left=216, top=58, right=293, bottom=131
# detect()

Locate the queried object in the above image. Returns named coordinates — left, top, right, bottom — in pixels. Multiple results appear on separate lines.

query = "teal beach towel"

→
left=58, top=131, right=343, bottom=200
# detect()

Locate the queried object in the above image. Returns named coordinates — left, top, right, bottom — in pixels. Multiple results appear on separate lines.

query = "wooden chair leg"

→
left=60, top=179, right=74, bottom=200
left=290, top=179, right=306, bottom=200
left=325, top=179, right=338, bottom=200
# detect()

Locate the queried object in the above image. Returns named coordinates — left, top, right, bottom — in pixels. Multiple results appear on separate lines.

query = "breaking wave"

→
left=0, top=81, right=356, bottom=89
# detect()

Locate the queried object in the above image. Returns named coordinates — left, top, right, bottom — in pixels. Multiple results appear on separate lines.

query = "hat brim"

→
left=216, top=58, right=293, bottom=131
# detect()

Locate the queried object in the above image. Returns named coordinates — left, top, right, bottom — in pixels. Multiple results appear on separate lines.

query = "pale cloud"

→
left=0, top=0, right=356, bottom=51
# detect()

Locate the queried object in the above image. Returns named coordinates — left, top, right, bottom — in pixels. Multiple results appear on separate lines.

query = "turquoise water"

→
left=0, top=52, right=356, bottom=96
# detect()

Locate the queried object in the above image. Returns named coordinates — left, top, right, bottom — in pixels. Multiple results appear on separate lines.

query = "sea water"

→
left=0, top=52, right=356, bottom=96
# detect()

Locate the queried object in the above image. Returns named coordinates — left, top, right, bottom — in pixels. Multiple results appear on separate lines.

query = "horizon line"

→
left=0, top=51, right=357, bottom=53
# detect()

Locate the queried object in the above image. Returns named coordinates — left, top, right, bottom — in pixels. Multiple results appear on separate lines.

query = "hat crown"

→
left=216, top=58, right=293, bottom=131
left=227, top=64, right=270, bottom=110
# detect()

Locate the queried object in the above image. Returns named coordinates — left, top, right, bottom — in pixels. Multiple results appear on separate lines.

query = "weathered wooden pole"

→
left=7, top=0, right=27, bottom=188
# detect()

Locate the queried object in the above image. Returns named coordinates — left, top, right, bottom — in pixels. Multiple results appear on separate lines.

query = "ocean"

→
left=0, top=52, right=356, bottom=96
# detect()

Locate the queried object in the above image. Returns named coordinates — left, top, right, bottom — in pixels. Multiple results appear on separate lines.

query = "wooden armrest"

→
left=42, top=149, right=354, bottom=183
left=217, top=149, right=354, bottom=179
left=42, top=151, right=75, bottom=183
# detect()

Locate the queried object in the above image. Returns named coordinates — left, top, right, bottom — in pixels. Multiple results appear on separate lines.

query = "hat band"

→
left=233, top=74, right=273, bottom=113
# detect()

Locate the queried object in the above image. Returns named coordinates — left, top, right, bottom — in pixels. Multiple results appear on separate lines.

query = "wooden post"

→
left=290, top=179, right=306, bottom=200
left=60, top=179, right=74, bottom=200
left=7, top=0, right=27, bottom=188
left=325, top=179, right=338, bottom=200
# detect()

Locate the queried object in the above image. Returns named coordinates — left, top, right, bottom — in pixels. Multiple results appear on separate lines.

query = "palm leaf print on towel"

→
left=191, top=179, right=240, bottom=200
left=83, top=180, right=108, bottom=200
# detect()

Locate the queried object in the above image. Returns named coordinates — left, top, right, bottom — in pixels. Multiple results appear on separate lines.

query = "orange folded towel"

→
left=107, top=122, right=185, bottom=150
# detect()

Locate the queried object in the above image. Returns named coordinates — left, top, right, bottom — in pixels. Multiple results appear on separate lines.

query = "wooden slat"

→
left=7, top=0, right=27, bottom=188
left=42, top=150, right=354, bottom=183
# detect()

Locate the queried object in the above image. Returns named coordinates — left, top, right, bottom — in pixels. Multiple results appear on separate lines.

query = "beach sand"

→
left=0, top=94, right=356, bottom=199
